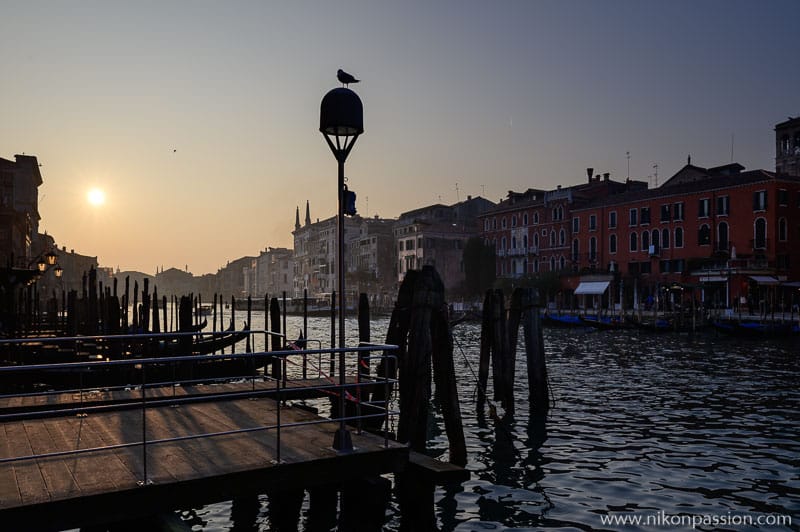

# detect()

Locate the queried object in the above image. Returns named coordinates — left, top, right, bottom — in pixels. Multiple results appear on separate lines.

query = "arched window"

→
left=523, top=213, right=528, bottom=225
left=523, top=234, right=528, bottom=249
left=550, top=257, right=556, bottom=271
left=534, top=233, right=540, bottom=248
left=718, top=221, right=729, bottom=251
left=778, top=217, right=787, bottom=241
left=662, top=228, right=670, bottom=249
left=533, top=212, right=539, bottom=224
left=550, top=230, right=556, bottom=247
left=502, top=217, right=507, bottom=229
left=609, top=234, right=617, bottom=254
left=511, top=236, right=517, bottom=249
left=492, top=218, right=497, bottom=229
left=559, top=228, right=566, bottom=246
left=630, top=232, right=638, bottom=252
left=501, top=236, right=507, bottom=250
left=559, top=256, right=566, bottom=270
left=698, top=224, right=711, bottom=245
left=512, top=215, right=517, bottom=227
left=652, top=229, right=660, bottom=252
left=572, top=239, right=579, bottom=262
left=589, top=237, right=597, bottom=261
left=754, top=218, right=767, bottom=249
left=534, top=259, right=539, bottom=273
left=642, top=230, right=650, bottom=250
left=675, top=227, right=684, bottom=248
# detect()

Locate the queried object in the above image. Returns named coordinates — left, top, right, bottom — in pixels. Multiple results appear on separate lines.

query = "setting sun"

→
left=87, top=188, right=106, bottom=206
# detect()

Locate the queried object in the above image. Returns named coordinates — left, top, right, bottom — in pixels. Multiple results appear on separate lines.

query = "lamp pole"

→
left=320, top=82, right=363, bottom=451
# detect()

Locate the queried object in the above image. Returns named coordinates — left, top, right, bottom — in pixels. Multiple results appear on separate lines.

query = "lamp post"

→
left=320, top=83, right=363, bottom=451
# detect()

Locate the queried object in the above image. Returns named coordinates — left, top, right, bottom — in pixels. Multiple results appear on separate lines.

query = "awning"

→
left=574, top=281, right=610, bottom=295
left=749, top=275, right=780, bottom=285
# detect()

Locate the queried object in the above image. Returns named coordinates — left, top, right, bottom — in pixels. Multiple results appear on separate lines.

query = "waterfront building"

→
left=395, top=196, right=495, bottom=294
left=0, top=154, right=42, bottom=268
left=251, top=246, right=293, bottom=298
left=292, top=201, right=360, bottom=299
left=775, top=116, right=800, bottom=176
left=154, top=267, right=198, bottom=298
left=349, top=216, right=395, bottom=301
left=480, top=119, right=800, bottom=312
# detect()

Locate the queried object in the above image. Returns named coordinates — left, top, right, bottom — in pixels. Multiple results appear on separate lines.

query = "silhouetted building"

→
left=395, top=196, right=495, bottom=293
left=0, top=154, right=42, bottom=268
left=776, top=116, right=800, bottom=176
left=155, top=267, right=198, bottom=298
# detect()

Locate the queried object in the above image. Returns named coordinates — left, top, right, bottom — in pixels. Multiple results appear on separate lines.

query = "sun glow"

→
left=87, top=188, right=106, bottom=206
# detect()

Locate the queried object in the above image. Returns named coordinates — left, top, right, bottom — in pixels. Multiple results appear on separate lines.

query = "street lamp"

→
left=320, top=83, right=363, bottom=452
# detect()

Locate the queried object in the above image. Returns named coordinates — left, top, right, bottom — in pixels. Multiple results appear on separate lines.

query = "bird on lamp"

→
left=337, top=69, right=359, bottom=87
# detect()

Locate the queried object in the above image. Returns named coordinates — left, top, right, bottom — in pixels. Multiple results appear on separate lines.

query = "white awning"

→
left=749, top=275, right=780, bottom=285
left=574, top=281, right=610, bottom=295
left=699, top=276, right=727, bottom=283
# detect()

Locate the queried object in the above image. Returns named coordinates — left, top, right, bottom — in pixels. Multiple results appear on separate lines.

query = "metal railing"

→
left=0, top=332, right=399, bottom=485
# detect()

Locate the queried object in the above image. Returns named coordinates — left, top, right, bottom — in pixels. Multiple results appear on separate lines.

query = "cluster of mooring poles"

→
left=479, top=287, right=550, bottom=418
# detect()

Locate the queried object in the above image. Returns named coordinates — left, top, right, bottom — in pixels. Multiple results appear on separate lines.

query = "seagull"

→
left=337, top=69, right=359, bottom=87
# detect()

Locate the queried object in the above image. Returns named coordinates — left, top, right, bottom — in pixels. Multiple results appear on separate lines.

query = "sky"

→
left=2, top=0, right=798, bottom=275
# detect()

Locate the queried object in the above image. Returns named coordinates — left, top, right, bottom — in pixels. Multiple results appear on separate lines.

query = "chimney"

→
left=603, top=172, right=610, bottom=181
left=586, top=167, right=594, bottom=183
left=595, top=174, right=601, bottom=182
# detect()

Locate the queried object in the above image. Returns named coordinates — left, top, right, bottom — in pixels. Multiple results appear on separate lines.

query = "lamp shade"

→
left=320, top=88, right=363, bottom=136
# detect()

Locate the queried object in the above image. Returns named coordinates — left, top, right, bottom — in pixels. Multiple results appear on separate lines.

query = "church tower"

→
left=305, top=200, right=311, bottom=226
left=295, top=205, right=301, bottom=231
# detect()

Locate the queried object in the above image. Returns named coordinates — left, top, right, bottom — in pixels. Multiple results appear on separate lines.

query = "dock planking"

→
left=0, top=395, right=407, bottom=531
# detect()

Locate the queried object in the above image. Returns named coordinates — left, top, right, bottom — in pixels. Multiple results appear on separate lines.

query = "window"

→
left=754, top=218, right=767, bottom=249
left=640, top=262, right=651, bottom=274
left=572, top=217, right=580, bottom=233
left=660, top=204, right=671, bottom=222
left=502, top=217, right=507, bottom=229
left=641, top=207, right=651, bottom=225
left=550, top=257, right=556, bottom=271
left=492, top=218, right=497, bottom=229
left=629, top=208, right=638, bottom=226
left=534, top=233, right=540, bottom=248
left=662, top=228, right=670, bottom=249
left=673, top=202, right=685, bottom=221
left=550, top=230, right=556, bottom=247
left=533, top=212, right=539, bottom=224
left=484, top=219, right=489, bottom=231
left=533, top=259, right=539, bottom=273
left=572, top=239, right=579, bottom=262
left=675, top=227, right=684, bottom=248
left=778, top=189, right=788, bottom=206
left=779, top=218, right=787, bottom=241
left=753, top=190, right=767, bottom=211
left=609, top=234, right=617, bottom=253
left=717, top=196, right=729, bottom=216
left=589, top=214, right=597, bottom=231
left=511, top=216, right=517, bottom=227
left=559, top=229, right=566, bottom=246
left=673, top=259, right=684, bottom=272
left=511, top=236, right=517, bottom=249
left=659, top=260, right=671, bottom=274
left=523, top=213, right=528, bottom=225
left=651, top=229, right=660, bottom=254
left=609, top=211, right=617, bottom=228
left=523, top=234, right=528, bottom=249
left=589, top=237, right=597, bottom=261
left=698, top=224, right=711, bottom=245
left=630, top=232, right=638, bottom=252
left=718, top=222, right=729, bottom=251
left=698, top=198, right=710, bottom=218
left=641, top=230, right=650, bottom=251
left=501, top=236, right=506, bottom=250
left=559, top=256, right=566, bottom=270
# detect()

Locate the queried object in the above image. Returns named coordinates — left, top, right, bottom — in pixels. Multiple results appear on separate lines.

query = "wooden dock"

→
left=0, top=391, right=407, bottom=531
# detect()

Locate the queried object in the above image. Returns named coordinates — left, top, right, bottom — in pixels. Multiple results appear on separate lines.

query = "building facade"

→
left=396, top=196, right=495, bottom=293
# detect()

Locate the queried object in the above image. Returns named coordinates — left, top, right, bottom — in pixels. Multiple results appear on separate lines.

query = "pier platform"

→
left=0, top=392, right=406, bottom=530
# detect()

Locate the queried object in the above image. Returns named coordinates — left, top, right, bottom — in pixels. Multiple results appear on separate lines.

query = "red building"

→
left=479, top=120, right=800, bottom=313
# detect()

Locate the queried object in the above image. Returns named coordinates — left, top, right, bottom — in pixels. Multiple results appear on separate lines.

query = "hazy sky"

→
left=2, top=1, right=798, bottom=274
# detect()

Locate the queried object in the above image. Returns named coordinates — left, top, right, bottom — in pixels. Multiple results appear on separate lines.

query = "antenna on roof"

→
left=730, top=132, right=735, bottom=162
left=455, top=182, right=460, bottom=202
left=652, top=163, right=659, bottom=187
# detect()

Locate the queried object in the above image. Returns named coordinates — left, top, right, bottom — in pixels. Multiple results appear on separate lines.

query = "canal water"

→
left=180, top=314, right=799, bottom=531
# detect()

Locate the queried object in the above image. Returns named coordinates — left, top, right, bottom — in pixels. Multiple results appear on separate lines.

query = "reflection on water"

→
left=189, top=314, right=799, bottom=530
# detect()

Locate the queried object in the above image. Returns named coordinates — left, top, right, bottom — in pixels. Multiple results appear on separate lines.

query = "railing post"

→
left=140, top=363, right=148, bottom=486
left=276, top=358, right=282, bottom=464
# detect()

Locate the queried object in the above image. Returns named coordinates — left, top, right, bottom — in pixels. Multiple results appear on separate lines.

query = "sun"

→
left=87, top=188, right=106, bottom=206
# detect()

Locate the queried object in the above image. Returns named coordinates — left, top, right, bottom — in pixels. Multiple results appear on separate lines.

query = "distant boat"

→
left=710, top=319, right=796, bottom=338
